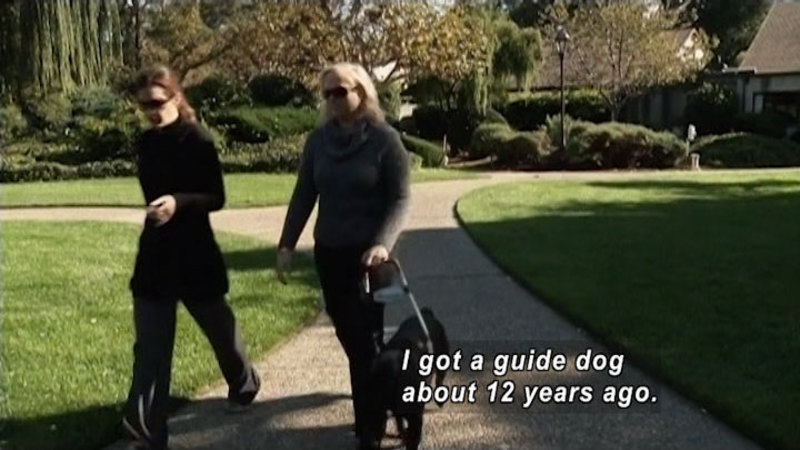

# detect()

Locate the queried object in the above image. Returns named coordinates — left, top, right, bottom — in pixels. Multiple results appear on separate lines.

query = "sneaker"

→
left=226, top=366, right=261, bottom=413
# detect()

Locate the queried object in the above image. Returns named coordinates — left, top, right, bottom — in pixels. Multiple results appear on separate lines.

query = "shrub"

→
left=412, top=105, right=483, bottom=152
left=497, top=131, right=548, bottom=167
left=0, top=104, right=29, bottom=140
left=68, top=115, right=141, bottom=163
left=692, top=133, right=800, bottom=168
left=408, top=152, right=423, bottom=170
left=211, top=107, right=318, bottom=144
left=0, top=159, right=136, bottom=183
left=502, top=89, right=609, bottom=131
left=685, top=82, right=738, bottom=136
left=569, top=122, right=688, bottom=169
left=378, top=81, right=402, bottom=119
left=248, top=74, right=314, bottom=107
left=791, top=129, right=800, bottom=144
left=219, top=133, right=307, bottom=173
left=470, top=123, right=515, bottom=160
left=185, top=76, right=250, bottom=114
left=484, top=108, right=508, bottom=125
left=70, top=87, right=122, bottom=119
left=401, top=134, right=446, bottom=168
left=733, top=112, right=797, bottom=139
left=23, top=93, right=72, bottom=133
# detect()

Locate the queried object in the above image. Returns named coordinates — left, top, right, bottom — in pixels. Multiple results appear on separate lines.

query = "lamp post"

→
left=555, top=25, right=570, bottom=153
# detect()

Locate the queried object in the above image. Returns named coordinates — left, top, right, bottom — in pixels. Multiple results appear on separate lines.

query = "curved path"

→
left=2, top=171, right=761, bottom=449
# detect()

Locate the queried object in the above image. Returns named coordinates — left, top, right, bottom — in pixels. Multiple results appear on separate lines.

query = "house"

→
left=719, top=2, right=800, bottom=121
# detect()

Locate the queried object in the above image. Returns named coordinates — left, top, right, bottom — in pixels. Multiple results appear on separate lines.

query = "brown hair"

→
left=133, top=65, right=197, bottom=122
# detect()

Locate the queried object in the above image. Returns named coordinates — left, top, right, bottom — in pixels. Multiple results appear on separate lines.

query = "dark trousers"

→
left=314, top=244, right=385, bottom=436
left=124, top=295, right=254, bottom=447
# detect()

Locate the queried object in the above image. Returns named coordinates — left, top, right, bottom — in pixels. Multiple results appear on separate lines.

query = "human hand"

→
left=361, top=245, right=389, bottom=267
left=146, top=195, right=177, bottom=227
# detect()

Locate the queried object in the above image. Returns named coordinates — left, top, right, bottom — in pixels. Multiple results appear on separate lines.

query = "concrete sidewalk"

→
left=3, top=171, right=762, bottom=449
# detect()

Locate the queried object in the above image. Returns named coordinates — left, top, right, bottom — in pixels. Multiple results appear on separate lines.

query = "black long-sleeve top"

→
left=129, top=118, right=229, bottom=300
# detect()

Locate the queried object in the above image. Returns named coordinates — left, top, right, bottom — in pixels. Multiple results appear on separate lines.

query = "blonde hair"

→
left=319, top=63, right=385, bottom=125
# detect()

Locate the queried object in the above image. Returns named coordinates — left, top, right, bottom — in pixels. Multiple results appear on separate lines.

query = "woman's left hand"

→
left=361, top=245, right=389, bottom=267
left=147, top=194, right=177, bottom=227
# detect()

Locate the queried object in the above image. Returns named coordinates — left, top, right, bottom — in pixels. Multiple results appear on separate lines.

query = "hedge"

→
left=501, top=89, right=610, bottom=131
left=559, top=121, right=688, bottom=169
left=733, top=112, right=797, bottom=139
left=210, top=106, right=318, bottom=144
left=248, top=74, right=314, bottom=107
left=401, top=134, right=446, bottom=168
left=469, top=122, right=547, bottom=168
left=411, top=105, right=483, bottom=152
left=692, top=133, right=800, bottom=168
left=0, top=159, right=136, bottom=183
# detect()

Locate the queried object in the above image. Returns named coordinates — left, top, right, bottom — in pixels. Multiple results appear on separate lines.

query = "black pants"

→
left=314, top=244, right=385, bottom=436
left=123, top=295, right=255, bottom=447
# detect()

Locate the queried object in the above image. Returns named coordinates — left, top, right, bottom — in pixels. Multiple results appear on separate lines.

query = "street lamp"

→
left=555, top=25, right=570, bottom=153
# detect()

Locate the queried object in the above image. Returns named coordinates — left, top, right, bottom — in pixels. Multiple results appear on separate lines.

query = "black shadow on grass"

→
left=223, top=247, right=316, bottom=275
left=0, top=396, right=190, bottom=450
left=456, top=180, right=800, bottom=450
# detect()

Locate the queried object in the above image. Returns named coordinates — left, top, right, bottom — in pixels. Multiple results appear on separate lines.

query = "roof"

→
left=739, top=3, right=800, bottom=74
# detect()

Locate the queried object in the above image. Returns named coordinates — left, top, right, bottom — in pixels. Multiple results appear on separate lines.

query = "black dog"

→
left=360, top=307, right=450, bottom=450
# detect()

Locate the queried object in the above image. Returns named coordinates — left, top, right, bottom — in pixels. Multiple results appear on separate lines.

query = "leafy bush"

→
left=502, top=89, right=609, bottom=131
left=401, top=134, right=446, bottom=168
left=70, top=87, right=123, bottom=119
left=378, top=81, right=402, bottom=119
left=470, top=123, right=515, bottom=160
left=408, top=152, right=423, bottom=170
left=733, top=112, right=797, bottom=139
left=210, top=107, right=318, bottom=144
left=219, top=133, right=306, bottom=173
left=791, top=129, right=800, bottom=144
left=685, top=82, right=738, bottom=136
left=67, top=115, right=141, bottom=163
left=497, top=131, right=548, bottom=167
left=248, top=74, right=314, bottom=107
left=0, top=104, right=29, bottom=140
left=692, top=133, right=800, bottom=168
left=0, top=159, right=136, bottom=183
left=484, top=108, right=508, bottom=125
left=23, top=93, right=72, bottom=133
left=185, top=76, right=250, bottom=114
left=412, top=105, right=483, bottom=152
left=469, top=122, right=546, bottom=168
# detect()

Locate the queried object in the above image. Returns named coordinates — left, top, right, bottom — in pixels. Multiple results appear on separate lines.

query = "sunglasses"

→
left=323, top=86, right=351, bottom=99
left=139, top=97, right=173, bottom=110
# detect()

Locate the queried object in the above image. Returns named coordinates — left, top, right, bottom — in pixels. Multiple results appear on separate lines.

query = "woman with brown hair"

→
left=123, top=65, right=260, bottom=450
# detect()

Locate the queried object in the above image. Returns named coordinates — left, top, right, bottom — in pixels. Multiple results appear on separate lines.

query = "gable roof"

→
left=739, top=3, right=800, bottom=74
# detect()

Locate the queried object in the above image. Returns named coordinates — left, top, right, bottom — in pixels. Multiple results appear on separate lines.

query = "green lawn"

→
left=0, top=169, right=481, bottom=208
left=457, top=170, right=800, bottom=450
left=0, top=221, right=320, bottom=450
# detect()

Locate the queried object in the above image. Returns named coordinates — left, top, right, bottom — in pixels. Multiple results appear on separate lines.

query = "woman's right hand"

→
left=276, top=248, right=293, bottom=284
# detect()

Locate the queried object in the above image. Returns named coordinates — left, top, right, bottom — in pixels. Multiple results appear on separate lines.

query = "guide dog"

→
left=360, top=307, right=450, bottom=450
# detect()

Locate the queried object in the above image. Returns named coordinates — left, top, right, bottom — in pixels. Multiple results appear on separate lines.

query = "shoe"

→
left=226, top=366, right=261, bottom=413
left=122, top=415, right=169, bottom=450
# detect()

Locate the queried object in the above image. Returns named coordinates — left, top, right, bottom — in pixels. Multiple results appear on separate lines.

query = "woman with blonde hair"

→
left=123, top=65, right=260, bottom=450
left=276, top=62, right=410, bottom=444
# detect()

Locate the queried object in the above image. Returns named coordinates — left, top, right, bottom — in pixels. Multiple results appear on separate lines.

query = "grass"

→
left=456, top=170, right=800, bottom=450
left=0, top=169, right=481, bottom=208
left=0, top=221, right=320, bottom=450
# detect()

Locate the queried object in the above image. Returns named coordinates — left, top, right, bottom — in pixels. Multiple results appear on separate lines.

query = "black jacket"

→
left=129, top=118, right=229, bottom=299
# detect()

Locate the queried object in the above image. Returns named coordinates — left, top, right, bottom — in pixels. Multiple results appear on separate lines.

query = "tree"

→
left=493, top=19, right=542, bottom=91
left=0, top=1, right=21, bottom=103
left=553, top=2, right=710, bottom=120
left=142, top=1, right=247, bottom=81
left=692, top=0, right=768, bottom=67
left=14, top=0, right=123, bottom=94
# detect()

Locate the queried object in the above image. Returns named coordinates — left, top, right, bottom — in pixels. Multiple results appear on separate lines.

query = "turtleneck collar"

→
left=322, top=117, right=372, bottom=160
